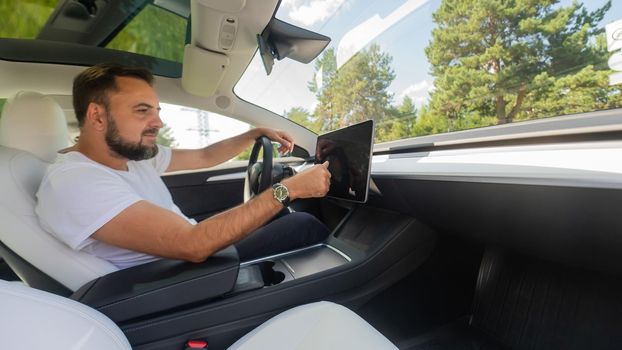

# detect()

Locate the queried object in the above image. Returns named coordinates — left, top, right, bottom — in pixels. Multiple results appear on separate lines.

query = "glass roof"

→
left=0, top=0, right=187, bottom=69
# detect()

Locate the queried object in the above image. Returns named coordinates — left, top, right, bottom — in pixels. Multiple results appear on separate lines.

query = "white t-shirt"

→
left=35, top=145, right=196, bottom=269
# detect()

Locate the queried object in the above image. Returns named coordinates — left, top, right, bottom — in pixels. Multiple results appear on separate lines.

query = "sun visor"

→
left=181, top=45, right=230, bottom=97
left=258, top=18, right=331, bottom=75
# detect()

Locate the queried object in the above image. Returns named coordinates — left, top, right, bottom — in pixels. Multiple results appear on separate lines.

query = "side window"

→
left=160, top=104, right=274, bottom=161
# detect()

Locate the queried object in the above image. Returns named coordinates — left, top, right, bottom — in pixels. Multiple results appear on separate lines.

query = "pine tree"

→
left=376, top=96, right=418, bottom=142
left=284, top=107, right=319, bottom=133
left=425, top=0, right=615, bottom=126
left=310, top=44, right=396, bottom=132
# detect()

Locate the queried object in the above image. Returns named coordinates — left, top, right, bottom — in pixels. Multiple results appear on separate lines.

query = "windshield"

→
left=235, top=0, right=622, bottom=143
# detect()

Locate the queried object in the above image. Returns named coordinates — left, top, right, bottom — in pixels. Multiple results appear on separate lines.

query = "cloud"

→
left=398, top=80, right=435, bottom=107
left=285, top=0, right=346, bottom=27
left=280, top=0, right=303, bottom=9
left=336, top=0, right=430, bottom=68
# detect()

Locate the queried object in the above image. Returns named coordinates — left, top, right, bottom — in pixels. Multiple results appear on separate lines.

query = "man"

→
left=35, top=63, right=332, bottom=269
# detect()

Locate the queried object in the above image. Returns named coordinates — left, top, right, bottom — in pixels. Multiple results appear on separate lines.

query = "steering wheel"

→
left=244, top=136, right=274, bottom=202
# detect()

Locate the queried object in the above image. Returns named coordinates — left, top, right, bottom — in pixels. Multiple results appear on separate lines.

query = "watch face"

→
left=275, top=185, right=288, bottom=200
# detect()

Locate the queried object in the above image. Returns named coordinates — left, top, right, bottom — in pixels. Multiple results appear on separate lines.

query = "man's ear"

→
left=85, top=102, right=107, bottom=132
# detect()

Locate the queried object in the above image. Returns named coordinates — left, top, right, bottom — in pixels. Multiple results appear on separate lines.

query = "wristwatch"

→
left=272, top=183, right=290, bottom=207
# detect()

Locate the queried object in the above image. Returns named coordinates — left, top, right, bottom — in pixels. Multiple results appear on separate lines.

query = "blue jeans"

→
left=235, top=212, right=331, bottom=261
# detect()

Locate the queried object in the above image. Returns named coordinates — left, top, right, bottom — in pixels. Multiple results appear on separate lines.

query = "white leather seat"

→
left=0, top=280, right=131, bottom=349
left=0, top=92, right=118, bottom=291
left=229, top=301, right=398, bottom=350
left=0, top=280, right=397, bottom=350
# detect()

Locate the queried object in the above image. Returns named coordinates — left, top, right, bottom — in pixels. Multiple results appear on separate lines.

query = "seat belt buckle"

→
left=185, top=339, right=208, bottom=349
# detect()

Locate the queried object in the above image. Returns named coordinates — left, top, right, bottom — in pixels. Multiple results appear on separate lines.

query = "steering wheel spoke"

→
left=244, top=136, right=274, bottom=202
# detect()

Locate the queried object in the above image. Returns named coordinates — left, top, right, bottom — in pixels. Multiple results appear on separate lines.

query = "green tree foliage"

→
left=235, top=142, right=279, bottom=161
left=0, top=0, right=59, bottom=38
left=312, top=44, right=396, bottom=136
left=308, top=48, right=338, bottom=96
left=412, top=105, right=449, bottom=137
left=425, top=0, right=618, bottom=128
left=376, top=96, right=417, bottom=141
left=235, top=147, right=252, bottom=161
left=156, top=124, right=177, bottom=147
left=284, top=107, right=319, bottom=133
left=106, top=4, right=186, bottom=62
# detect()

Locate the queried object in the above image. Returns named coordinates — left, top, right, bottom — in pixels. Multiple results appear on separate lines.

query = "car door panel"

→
left=162, top=166, right=246, bottom=221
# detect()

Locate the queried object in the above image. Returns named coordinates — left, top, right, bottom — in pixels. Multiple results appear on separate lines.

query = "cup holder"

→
left=257, top=261, right=285, bottom=286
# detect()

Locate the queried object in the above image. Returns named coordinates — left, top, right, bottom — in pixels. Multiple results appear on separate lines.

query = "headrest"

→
left=0, top=91, right=70, bottom=162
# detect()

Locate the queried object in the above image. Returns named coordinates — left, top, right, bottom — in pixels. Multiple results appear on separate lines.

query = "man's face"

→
left=105, top=113, right=159, bottom=161
left=103, top=76, right=163, bottom=161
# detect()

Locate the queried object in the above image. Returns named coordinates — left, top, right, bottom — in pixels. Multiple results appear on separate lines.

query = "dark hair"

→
left=72, top=63, right=154, bottom=126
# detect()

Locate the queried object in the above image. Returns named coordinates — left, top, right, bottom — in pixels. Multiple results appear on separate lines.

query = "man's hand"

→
left=167, top=127, right=295, bottom=172
left=315, top=138, right=336, bottom=162
left=255, top=128, right=295, bottom=154
left=282, top=161, right=331, bottom=200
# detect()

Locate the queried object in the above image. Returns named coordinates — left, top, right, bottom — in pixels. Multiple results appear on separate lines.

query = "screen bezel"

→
left=315, top=120, right=375, bottom=203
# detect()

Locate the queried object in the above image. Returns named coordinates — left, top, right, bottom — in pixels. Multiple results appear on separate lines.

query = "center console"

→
left=233, top=243, right=351, bottom=293
left=70, top=202, right=436, bottom=349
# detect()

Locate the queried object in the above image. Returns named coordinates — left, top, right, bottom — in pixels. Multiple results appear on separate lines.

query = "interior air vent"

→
left=219, top=17, right=238, bottom=51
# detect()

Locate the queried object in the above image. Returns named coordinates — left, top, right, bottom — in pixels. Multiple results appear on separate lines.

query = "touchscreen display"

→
left=314, top=120, right=374, bottom=203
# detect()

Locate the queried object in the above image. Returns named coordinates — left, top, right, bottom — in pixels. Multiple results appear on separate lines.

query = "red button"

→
left=186, top=339, right=208, bottom=348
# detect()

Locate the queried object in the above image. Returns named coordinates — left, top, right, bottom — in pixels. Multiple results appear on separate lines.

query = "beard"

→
left=105, top=113, right=159, bottom=161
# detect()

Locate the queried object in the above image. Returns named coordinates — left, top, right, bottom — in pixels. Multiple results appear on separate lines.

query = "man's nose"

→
left=151, top=113, right=164, bottom=129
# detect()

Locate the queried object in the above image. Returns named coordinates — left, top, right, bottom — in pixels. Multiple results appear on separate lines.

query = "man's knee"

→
left=285, top=211, right=316, bottom=223
left=285, top=212, right=324, bottom=228
left=284, top=212, right=330, bottom=240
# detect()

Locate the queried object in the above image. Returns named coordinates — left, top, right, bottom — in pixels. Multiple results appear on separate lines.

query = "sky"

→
left=160, top=104, right=249, bottom=149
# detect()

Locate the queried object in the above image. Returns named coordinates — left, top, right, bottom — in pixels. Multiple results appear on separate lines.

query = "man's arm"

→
left=165, top=127, right=294, bottom=173
left=92, top=162, right=330, bottom=262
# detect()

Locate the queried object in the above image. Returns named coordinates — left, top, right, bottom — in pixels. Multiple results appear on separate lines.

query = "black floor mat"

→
left=395, top=247, right=622, bottom=350
left=398, top=317, right=507, bottom=350
left=357, top=236, right=484, bottom=344
left=471, top=249, right=622, bottom=350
